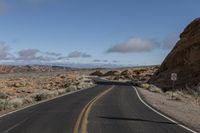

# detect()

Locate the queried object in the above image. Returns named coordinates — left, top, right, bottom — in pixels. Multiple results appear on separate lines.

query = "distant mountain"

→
left=150, top=18, right=200, bottom=91
left=62, top=63, right=124, bottom=68
left=0, top=63, right=127, bottom=73
left=0, top=65, right=71, bottom=73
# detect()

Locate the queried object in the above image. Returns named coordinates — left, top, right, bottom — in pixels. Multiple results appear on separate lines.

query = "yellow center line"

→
left=73, top=86, right=114, bottom=133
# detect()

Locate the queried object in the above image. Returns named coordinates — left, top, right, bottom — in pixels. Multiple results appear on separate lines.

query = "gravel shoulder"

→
left=137, top=87, right=200, bottom=132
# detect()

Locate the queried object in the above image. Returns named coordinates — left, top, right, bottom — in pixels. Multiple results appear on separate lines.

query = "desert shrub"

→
left=174, top=90, right=188, bottom=98
left=149, top=85, right=163, bottom=93
left=68, top=85, right=77, bottom=91
left=174, top=96, right=182, bottom=101
left=14, top=82, right=24, bottom=88
left=77, top=78, right=94, bottom=89
left=174, top=97, right=181, bottom=101
left=57, top=89, right=66, bottom=95
left=52, top=91, right=59, bottom=96
left=141, top=83, right=151, bottom=89
left=31, top=90, right=53, bottom=101
left=186, top=83, right=200, bottom=105
left=141, top=84, right=162, bottom=93
left=0, top=99, right=8, bottom=111
left=77, top=82, right=88, bottom=90
left=9, top=98, right=24, bottom=108
left=23, top=96, right=35, bottom=104
left=171, top=92, right=182, bottom=101
left=0, top=92, right=8, bottom=99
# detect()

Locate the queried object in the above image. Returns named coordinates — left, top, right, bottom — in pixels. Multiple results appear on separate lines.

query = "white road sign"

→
left=171, top=73, right=177, bottom=81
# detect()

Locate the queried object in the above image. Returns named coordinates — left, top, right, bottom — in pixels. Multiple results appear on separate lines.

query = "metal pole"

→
left=171, top=80, right=174, bottom=99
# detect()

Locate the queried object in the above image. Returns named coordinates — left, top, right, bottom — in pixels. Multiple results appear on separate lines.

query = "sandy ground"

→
left=137, top=87, right=200, bottom=132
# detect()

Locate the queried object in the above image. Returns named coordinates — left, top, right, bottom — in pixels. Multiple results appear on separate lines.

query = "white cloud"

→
left=56, top=56, right=69, bottom=60
left=0, top=42, right=67, bottom=62
left=68, top=51, right=91, bottom=58
left=106, top=37, right=160, bottom=53
left=18, top=49, right=40, bottom=60
left=0, top=43, right=13, bottom=60
left=17, top=49, right=63, bottom=61
left=93, top=59, right=101, bottom=62
left=113, top=60, right=119, bottom=63
left=45, top=52, right=62, bottom=57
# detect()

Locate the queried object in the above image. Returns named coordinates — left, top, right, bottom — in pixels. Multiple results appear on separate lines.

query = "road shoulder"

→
left=136, top=87, right=200, bottom=133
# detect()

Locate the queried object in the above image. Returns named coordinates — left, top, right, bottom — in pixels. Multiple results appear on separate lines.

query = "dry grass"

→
left=140, top=83, right=163, bottom=93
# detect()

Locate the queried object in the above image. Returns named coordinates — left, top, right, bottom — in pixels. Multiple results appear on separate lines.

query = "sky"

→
left=0, top=0, right=200, bottom=67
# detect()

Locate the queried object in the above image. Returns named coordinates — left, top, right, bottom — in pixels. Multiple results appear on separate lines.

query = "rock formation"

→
left=150, top=18, right=200, bottom=91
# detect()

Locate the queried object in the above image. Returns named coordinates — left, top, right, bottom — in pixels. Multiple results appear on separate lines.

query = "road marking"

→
left=73, top=86, right=114, bottom=133
left=2, top=117, right=29, bottom=133
left=132, top=86, right=198, bottom=133
left=0, top=86, right=94, bottom=118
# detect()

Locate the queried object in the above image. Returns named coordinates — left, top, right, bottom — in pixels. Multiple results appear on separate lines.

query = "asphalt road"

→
left=0, top=81, right=195, bottom=133
left=88, top=84, right=193, bottom=133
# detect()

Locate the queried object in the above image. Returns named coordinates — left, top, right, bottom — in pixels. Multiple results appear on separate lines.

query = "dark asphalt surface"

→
left=88, top=85, right=192, bottom=133
left=0, top=85, right=111, bottom=133
left=0, top=81, right=193, bottom=133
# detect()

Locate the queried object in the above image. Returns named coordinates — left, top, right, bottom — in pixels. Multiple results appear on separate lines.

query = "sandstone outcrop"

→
left=150, top=18, right=200, bottom=91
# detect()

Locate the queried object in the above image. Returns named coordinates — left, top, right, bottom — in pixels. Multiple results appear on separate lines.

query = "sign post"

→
left=171, top=73, right=177, bottom=99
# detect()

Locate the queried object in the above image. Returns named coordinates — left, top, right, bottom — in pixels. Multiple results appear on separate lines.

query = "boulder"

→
left=103, top=70, right=119, bottom=76
left=90, top=70, right=103, bottom=76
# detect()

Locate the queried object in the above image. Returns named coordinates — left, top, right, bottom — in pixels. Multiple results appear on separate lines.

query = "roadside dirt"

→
left=137, top=87, right=200, bottom=132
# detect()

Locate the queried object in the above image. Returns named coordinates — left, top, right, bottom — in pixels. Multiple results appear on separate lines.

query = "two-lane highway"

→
left=0, top=81, right=196, bottom=133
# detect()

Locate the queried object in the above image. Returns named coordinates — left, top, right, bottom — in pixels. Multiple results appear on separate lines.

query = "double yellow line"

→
left=73, top=86, right=114, bottom=133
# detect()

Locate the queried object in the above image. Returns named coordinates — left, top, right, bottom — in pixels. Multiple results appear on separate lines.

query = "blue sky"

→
left=0, top=0, right=200, bottom=66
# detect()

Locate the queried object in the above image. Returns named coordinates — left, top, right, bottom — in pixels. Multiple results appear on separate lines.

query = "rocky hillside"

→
left=150, top=18, right=200, bottom=91
left=90, top=67, right=158, bottom=82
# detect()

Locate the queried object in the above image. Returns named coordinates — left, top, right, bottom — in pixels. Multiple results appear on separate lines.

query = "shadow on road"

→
left=94, top=80, right=132, bottom=86
left=97, top=116, right=177, bottom=125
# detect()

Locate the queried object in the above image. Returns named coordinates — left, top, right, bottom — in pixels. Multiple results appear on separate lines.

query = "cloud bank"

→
left=18, top=49, right=40, bottom=60
left=45, top=52, right=62, bottom=57
left=0, top=43, right=93, bottom=63
left=67, top=51, right=91, bottom=58
left=106, top=34, right=179, bottom=54
left=106, top=37, right=160, bottom=53
left=0, top=44, right=65, bottom=62
left=93, top=59, right=101, bottom=62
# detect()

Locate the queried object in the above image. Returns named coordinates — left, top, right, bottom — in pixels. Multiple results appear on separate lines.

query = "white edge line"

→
left=0, top=86, right=95, bottom=118
left=132, top=86, right=198, bottom=133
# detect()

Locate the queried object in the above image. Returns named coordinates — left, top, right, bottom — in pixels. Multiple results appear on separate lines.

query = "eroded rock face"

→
left=150, top=18, right=200, bottom=90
